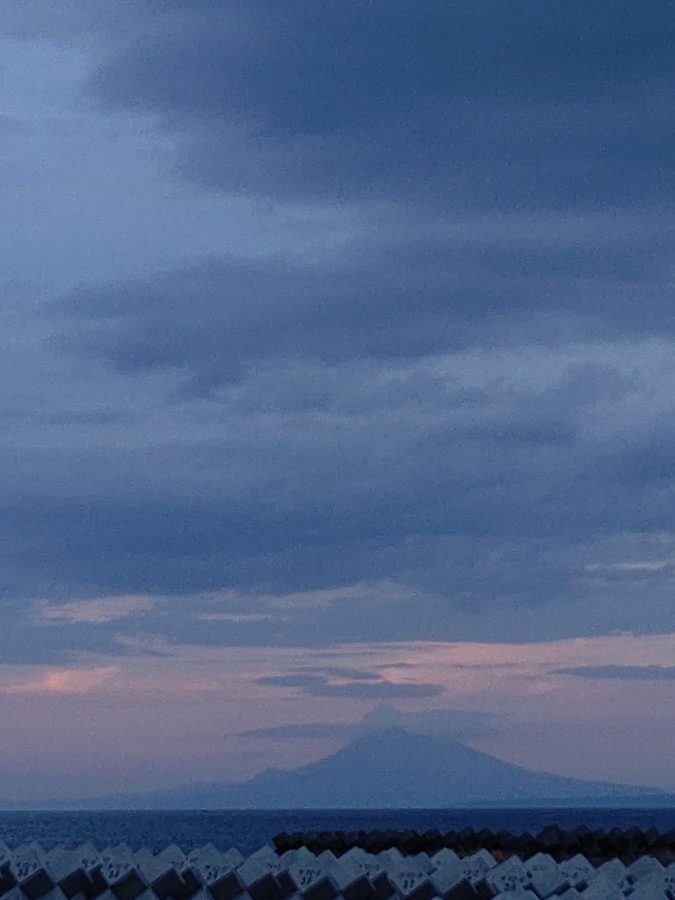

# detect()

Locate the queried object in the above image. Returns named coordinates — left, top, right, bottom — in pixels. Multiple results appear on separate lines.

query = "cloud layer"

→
left=86, top=0, right=675, bottom=211
left=0, top=0, right=674, bottom=799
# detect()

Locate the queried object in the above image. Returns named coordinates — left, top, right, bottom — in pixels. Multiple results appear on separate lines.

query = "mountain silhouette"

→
left=55, top=726, right=669, bottom=810
left=212, top=727, right=661, bottom=808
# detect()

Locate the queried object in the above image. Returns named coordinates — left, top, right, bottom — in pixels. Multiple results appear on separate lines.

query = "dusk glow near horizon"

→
left=2, top=0, right=675, bottom=805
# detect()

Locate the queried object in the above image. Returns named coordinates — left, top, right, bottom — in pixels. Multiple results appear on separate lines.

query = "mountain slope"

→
left=214, top=727, right=659, bottom=808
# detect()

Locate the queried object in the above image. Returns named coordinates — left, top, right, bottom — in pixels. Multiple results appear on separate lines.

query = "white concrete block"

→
left=593, top=859, right=629, bottom=893
left=350, top=855, right=384, bottom=882
left=287, top=861, right=326, bottom=890
left=43, top=848, right=75, bottom=881
left=187, top=847, right=231, bottom=884
left=628, top=882, right=668, bottom=900
left=185, top=849, right=243, bottom=900
left=462, top=849, right=496, bottom=885
left=155, top=847, right=189, bottom=871
left=187, top=847, right=222, bottom=866
left=134, top=850, right=186, bottom=900
left=524, top=853, right=558, bottom=877
left=485, top=857, right=529, bottom=894
left=287, top=861, right=336, bottom=900
left=559, top=854, right=594, bottom=889
left=330, top=857, right=368, bottom=892
left=206, top=871, right=244, bottom=900
left=222, top=852, right=244, bottom=872
left=527, top=867, right=568, bottom=899
left=10, top=843, right=54, bottom=900
left=98, top=846, right=147, bottom=900
left=428, top=854, right=464, bottom=896
left=281, top=848, right=316, bottom=870
left=409, top=855, right=432, bottom=875
left=390, top=858, right=430, bottom=880
left=101, top=847, right=136, bottom=866
left=46, top=847, right=93, bottom=899
left=236, top=847, right=282, bottom=878
left=157, top=845, right=200, bottom=894
left=430, top=849, right=461, bottom=871
left=236, top=855, right=277, bottom=886
left=492, top=891, right=538, bottom=900
left=70, top=844, right=103, bottom=873
left=333, top=869, right=378, bottom=900
left=628, top=855, right=664, bottom=883
left=336, top=848, right=368, bottom=866
left=389, top=864, right=433, bottom=900
left=664, top=860, right=675, bottom=892
left=132, top=851, right=154, bottom=874
left=234, top=859, right=282, bottom=900
left=520, top=852, right=567, bottom=897
left=578, top=878, right=624, bottom=900
left=378, top=849, right=404, bottom=870
left=11, top=843, right=47, bottom=874
left=316, top=852, right=338, bottom=874
left=632, top=871, right=667, bottom=896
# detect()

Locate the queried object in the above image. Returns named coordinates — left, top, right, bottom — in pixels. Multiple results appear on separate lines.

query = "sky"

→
left=1, top=0, right=675, bottom=804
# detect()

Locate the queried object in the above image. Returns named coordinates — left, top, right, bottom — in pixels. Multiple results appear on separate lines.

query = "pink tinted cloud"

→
left=0, top=665, right=120, bottom=696
left=2, top=632, right=675, bottom=800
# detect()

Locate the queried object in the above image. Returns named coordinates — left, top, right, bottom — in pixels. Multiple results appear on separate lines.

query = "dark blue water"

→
left=1, top=810, right=675, bottom=855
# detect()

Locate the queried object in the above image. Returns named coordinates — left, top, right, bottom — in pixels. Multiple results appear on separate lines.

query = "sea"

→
left=1, top=809, right=675, bottom=855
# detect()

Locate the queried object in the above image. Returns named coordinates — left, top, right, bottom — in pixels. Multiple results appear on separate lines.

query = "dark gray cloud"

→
left=0, top=606, right=128, bottom=666
left=51, top=222, right=674, bottom=395
left=1, top=0, right=675, bottom=664
left=557, top=666, right=675, bottom=681
left=0, top=1, right=139, bottom=40
left=4, top=326, right=675, bottom=650
left=82, top=0, right=675, bottom=211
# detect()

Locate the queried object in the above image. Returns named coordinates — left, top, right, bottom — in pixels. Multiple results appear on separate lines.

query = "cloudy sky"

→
left=2, top=0, right=675, bottom=803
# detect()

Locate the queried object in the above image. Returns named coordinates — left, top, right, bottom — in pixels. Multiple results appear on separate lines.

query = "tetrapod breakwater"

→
left=2, top=829, right=675, bottom=900
left=274, top=824, right=675, bottom=865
